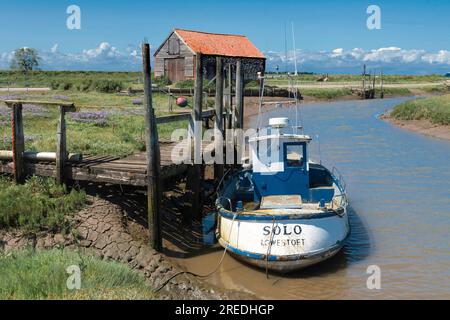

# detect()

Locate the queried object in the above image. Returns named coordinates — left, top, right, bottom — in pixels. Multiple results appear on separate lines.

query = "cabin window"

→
left=168, top=38, right=180, bottom=55
left=285, top=144, right=304, bottom=167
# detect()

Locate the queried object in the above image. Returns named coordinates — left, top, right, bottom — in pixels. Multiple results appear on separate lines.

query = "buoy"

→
left=176, top=96, right=188, bottom=108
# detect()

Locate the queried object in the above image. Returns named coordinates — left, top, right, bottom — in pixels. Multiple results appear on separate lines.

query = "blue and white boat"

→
left=216, top=117, right=350, bottom=272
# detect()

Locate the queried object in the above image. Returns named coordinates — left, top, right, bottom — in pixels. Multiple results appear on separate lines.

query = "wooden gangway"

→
left=0, top=97, right=215, bottom=186
left=0, top=43, right=260, bottom=251
left=0, top=141, right=190, bottom=187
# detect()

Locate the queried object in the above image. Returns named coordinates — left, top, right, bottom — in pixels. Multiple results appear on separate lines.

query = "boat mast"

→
left=291, top=22, right=298, bottom=76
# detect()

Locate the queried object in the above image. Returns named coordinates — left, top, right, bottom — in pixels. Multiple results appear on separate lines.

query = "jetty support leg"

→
left=11, top=103, right=25, bottom=184
left=214, top=57, right=224, bottom=182
left=142, top=42, right=162, bottom=251
left=191, top=53, right=204, bottom=222
left=56, top=105, right=67, bottom=185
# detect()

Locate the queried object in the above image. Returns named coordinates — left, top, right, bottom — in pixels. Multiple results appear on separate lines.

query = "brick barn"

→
left=153, top=29, right=265, bottom=83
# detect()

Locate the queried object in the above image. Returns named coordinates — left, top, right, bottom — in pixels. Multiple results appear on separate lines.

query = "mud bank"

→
left=381, top=114, right=450, bottom=141
left=0, top=194, right=254, bottom=300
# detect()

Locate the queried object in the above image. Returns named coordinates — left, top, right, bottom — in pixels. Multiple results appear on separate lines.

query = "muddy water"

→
left=173, top=98, right=450, bottom=299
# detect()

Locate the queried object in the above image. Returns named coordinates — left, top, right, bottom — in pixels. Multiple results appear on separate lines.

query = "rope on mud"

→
left=155, top=211, right=239, bottom=293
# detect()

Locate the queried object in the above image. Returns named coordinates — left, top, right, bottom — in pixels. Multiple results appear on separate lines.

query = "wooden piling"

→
left=56, top=105, right=67, bottom=185
left=226, top=64, right=233, bottom=130
left=142, top=42, right=162, bottom=251
left=235, top=59, right=244, bottom=130
left=11, top=103, right=25, bottom=184
left=214, top=57, right=224, bottom=181
left=187, top=53, right=204, bottom=222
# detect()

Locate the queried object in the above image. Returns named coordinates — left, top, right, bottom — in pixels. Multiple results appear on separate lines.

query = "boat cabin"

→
left=227, top=117, right=337, bottom=211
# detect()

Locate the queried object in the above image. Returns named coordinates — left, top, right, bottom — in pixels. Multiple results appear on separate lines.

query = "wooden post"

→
left=56, top=105, right=67, bottom=185
left=142, top=42, right=162, bottom=251
left=191, top=53, right=204, bottom=221
left=235, top=59, right=244, bottom=130
left=11, top=103, right=24, bottom=184
left=214, top=57, right=224, bottom=181
left=193, top=53, right=204, bottom=164
left=362, top=64, right=366, bottom=99
left=226, top=64, right=233, bottom=130
left=235, top=60, right=244, bottom=167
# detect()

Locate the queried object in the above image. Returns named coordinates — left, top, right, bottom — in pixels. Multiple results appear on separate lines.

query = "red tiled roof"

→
left=174, top=29, right=265, bottom=59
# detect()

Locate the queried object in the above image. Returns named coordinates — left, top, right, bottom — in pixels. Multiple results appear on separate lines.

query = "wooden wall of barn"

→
left=154, top=32, right=195, bottom=81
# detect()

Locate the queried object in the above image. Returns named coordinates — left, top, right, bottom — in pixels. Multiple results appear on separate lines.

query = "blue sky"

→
left=0, top=0, right=449, bottom=73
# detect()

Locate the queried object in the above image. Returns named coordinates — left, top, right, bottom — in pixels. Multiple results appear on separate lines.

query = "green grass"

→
left=300, top=88, right=353, bottom=100
left=0, top=90, right=191, bottom=157
left=0, top=70, right=141, bottom=90
left=0, top=176, right=86, bottom=233
left=265, top=73, right=447, bottom=85
left=0, top=249, right=156, bottom=300
left=391, top=94, right=450, bottom=125
left=377, top=87, right=412, bottom=95
left=420, top=85, right=450, bottom=94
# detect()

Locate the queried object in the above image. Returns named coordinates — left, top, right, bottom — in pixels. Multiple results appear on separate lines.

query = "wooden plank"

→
left=1, top=100, right=75, bottom=109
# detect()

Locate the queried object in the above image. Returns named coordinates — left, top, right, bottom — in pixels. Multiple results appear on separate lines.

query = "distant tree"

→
left=10, top=48, right=40, bottom=73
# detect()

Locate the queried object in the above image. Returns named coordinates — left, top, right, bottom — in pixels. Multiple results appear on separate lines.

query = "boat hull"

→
left=217, top=209, right=350, bottom=273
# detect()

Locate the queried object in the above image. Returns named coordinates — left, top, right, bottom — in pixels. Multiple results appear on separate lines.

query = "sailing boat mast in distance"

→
left=291, top=21, right=298, bottom=76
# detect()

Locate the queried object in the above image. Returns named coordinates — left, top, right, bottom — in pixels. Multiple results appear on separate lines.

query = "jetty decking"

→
left=0, top=141, right=189, bottom=187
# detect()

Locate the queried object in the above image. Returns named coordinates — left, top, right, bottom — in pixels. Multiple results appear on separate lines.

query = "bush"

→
left=173, top=79, right=194, bottom=88
left=154, top=76, right=171, bottom=86
left=90, top=79, right=123, bottom=93
left=0, top=176, right=86, bottom=233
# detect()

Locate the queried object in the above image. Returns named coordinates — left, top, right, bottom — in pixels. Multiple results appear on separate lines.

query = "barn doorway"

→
left=165, top=58, right=185, bottom=83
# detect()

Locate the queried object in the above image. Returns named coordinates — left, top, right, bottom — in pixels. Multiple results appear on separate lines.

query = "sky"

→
left=0, top=0, right=449, bottom=74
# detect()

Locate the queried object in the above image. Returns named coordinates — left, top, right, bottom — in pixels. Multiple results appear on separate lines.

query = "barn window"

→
left=168, top=38, right=180, bottom=55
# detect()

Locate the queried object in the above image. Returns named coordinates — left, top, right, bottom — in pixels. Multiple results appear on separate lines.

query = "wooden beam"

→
left=191, top=53, right=204, bottom=222
left=226, top=64, right=233, bottom=130
left=56, top=105, right=67, bottom=184
left=142, top=42, right=162, bottom=251
left=193, top=53, right=203, bottom=163
left=11, top=103, right=25, bottom=184
left=235, top=59, right=244, bottom=130
left=155, top=109, right=215, bottom=125
left=215, top=57, right=224, bottom=181
left=2, top=100, right=75, bottom=109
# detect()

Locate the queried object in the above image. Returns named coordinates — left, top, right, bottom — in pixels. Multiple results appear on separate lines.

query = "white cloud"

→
left=0, top=42, right=449, bottom=73
left=266, top=47, right=450, bottom=74
left=50, top=44, right=59, bottom=53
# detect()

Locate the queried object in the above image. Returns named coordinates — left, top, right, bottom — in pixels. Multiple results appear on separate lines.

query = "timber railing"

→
left=0, top=99, right=76, bottom=184
left=0, top=98, right=216, bottom=185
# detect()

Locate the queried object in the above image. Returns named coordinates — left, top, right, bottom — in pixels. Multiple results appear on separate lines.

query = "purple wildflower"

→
left=52, top=95, right=70, bottom=101
left=132, top=98, right=143, bottom=105
left=22, top=104, right=48, bottom=117
left=70, top=110, right=112, bottom=126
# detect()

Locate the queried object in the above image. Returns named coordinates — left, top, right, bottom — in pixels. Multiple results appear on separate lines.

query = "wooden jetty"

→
left=0, top=37, right=266, bottom=251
